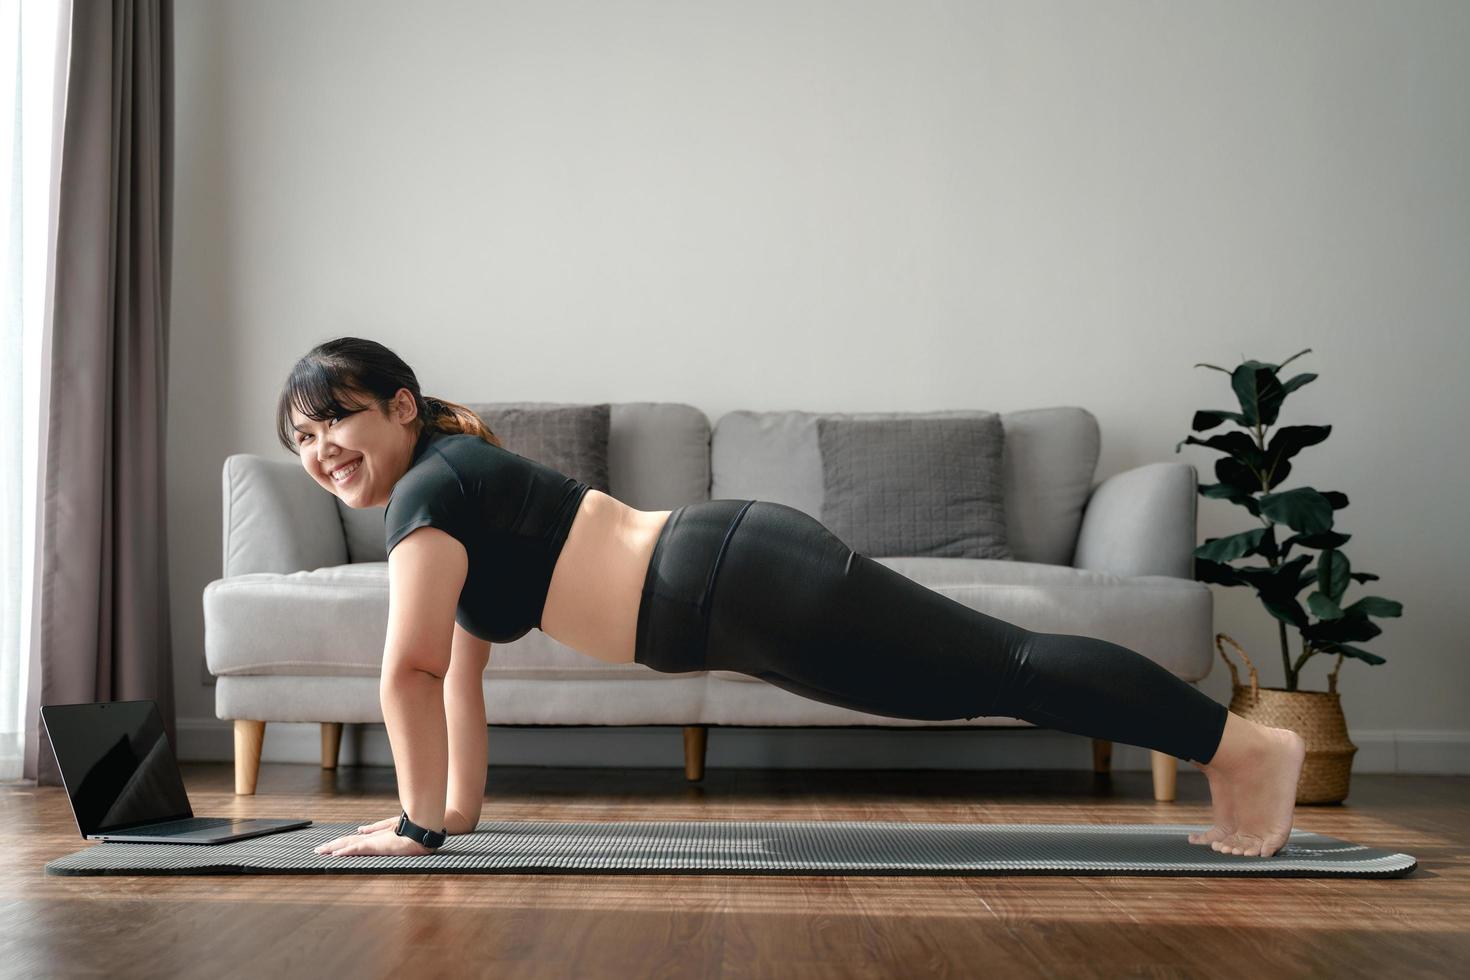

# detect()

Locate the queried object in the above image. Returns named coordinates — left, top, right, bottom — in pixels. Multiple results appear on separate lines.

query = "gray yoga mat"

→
left=44, top=820, right=1417, bottom=878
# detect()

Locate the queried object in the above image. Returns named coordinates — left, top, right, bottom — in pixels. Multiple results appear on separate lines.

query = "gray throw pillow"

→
left=471, top=402, right=612, bottom=493
left=817, top=415, right=1011, bottom=559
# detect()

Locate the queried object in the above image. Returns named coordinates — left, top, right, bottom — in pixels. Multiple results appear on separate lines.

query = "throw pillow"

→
left=817, top=414, right=1011, bottom=559
left=472, top=402, right=612, bottom=493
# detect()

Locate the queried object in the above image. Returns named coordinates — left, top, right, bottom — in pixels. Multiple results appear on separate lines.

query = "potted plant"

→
left=1175, top=348, right=1403, bottom=803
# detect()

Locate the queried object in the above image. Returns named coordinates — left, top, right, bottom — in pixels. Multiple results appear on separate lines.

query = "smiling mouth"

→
left=331, top=460, right=363, bottom=485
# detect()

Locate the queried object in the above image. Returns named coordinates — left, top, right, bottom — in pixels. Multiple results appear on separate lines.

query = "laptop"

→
left=42, top=699, right=312, bottom=844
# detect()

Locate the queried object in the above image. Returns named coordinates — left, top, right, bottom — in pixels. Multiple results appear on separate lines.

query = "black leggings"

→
left=634, top=499, right=1229, bottom=766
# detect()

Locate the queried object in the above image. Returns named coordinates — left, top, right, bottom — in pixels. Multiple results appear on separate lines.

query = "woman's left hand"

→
left=354, top=815, right=402, bottom=835
left=315, top=828, right=436, bottom=857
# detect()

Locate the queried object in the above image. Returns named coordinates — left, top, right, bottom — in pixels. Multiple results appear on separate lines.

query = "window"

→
left=0, top=0, right=69, bottom=780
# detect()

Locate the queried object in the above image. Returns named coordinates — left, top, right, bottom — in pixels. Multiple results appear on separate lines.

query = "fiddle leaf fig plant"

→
left=1174, top=348, right=1403, bottom=692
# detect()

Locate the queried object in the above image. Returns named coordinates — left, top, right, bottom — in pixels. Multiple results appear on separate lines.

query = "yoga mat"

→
left=44, top=820, right=1417, bottom=878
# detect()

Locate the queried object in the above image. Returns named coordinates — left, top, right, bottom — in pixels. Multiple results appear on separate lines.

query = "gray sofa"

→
left=204, top=403, right=1212, bottom=801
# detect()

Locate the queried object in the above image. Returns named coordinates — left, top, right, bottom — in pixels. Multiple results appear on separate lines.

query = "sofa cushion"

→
left=473, top=402, right=610, bottom=492
left=204, top=562, right=652, bottom=680
left=337, top=402, right=713, bottom=563
left=710, top=407, right=1099, bottom=566
left=206, top=557, right=1211, bottom=685
left=817, top=414, right=1010, bottom=559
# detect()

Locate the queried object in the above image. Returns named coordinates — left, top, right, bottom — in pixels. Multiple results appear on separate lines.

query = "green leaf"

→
left=1318, top=641, right=1386, bottom=666
left=1321, top=490, right=1350, bottom=510
left=1177, top=431, right=1265, bottom=466
left=1199, top=481, right=1261, bottom=515
left=1191, top=409, right=1250, bottom=432
left=1261, top=594, right=1308, bottom=629
left=1193, top=558, right=1245, bottom=586
left=1288, top=530, right=1352, bottom=550
left=1235, top=554, right=1313, bottom=594
left=1195, top=528, right=1268, bottom=563
left=1305, top=613, right=1382, bottom=644
left=1263, top=425, right=1330, bottom=486
left=1216, top=457, right=1263, bottom=496
left=1259, top=487, right=1335, bottom=534
left=1316, top=549, right=1351, bottom=603
left=1307, top=591, right=1344, bottom=620
left=1342, top=596, right=1403, bottom=619
left=1279, top=371, right=1318, bottom=397
left=1280, top=529, right=1351, bottom=562
left=1350, top=572, right=1380, bottom=583
left=1252, top=558, right=1317, bottom=628
left=1232, top=362, right=1287, bottom=427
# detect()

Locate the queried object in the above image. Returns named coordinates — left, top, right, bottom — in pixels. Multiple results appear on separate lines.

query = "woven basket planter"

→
left=1216, top=633, right=1357, bottom=804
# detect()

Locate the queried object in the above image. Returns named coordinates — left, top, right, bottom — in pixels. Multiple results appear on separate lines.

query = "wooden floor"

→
left=2, top=762, right=1465, bottom=979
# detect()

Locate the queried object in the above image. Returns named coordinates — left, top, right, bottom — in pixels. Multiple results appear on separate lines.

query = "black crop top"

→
left=383, top=427, right=592, bottom=643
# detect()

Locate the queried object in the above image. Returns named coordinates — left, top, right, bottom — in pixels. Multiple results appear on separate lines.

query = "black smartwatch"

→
left=394, top=810, right=448, bottom=849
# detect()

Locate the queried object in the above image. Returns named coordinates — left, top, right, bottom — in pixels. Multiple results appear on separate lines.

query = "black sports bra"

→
left=383, top=427, right=592, bottom=643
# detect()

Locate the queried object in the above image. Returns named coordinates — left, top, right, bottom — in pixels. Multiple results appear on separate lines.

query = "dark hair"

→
left=275, top=337, right=503, bottom=455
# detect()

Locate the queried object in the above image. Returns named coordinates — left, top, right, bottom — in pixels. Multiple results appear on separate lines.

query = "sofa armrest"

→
left=221, top=454, right=348, bottom=576
left=1071, top=461, right=1198, bottom=579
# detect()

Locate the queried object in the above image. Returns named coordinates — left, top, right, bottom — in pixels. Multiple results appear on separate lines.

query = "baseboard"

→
left=175, top=718, right=1470, bottom=774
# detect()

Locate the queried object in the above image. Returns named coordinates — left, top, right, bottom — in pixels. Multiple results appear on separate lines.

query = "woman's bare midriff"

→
left=539, top=489, right=671, bottom=665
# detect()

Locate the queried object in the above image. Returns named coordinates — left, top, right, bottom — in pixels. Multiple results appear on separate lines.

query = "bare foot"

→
left=1186, top=759, right=1237, bottom=847
left=1203, top=726, right=1306, bottom=857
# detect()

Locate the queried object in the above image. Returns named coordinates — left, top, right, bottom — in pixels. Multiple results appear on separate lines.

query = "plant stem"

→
left=1278, top=617, right=1294, bottom=690
left=1291, top=643, right=1315, bottom=682
left=1252, top=417, right=1299, bottom=692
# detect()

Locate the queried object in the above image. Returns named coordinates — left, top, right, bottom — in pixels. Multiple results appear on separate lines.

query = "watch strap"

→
left=394, top=810, right=448, bottom=849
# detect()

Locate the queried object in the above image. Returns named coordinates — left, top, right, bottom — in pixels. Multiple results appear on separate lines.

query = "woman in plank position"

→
left=279, top=338, right=1305, bottom=860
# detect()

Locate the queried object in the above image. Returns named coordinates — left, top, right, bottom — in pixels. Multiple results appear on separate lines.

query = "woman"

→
left=280, top=338, right=1305, bottom=861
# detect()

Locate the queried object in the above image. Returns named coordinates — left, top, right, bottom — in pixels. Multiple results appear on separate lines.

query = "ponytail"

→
left=422, top=395, right=504, bottom=448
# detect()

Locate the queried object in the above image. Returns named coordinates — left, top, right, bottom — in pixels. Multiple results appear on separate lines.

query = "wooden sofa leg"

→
left=683, top=725, right=707, bottom=782
left=234, top=720, right=266, bottom=795
left=1151, top=750, right=1178, bottom=802
left=321, top=722, right=343, bottom=770
left=1092, top=738, right=1112, bottom=774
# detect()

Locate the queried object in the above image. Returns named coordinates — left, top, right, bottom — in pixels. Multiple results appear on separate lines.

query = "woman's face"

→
left=290, top=387, right=419, bottom=509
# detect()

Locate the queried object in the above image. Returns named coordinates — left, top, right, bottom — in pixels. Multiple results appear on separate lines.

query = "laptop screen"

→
left=42, top=700, right=193, bottom=835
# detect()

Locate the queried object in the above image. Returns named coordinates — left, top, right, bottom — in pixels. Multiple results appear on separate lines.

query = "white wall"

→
left=168, top=0, right=1470, bottom=772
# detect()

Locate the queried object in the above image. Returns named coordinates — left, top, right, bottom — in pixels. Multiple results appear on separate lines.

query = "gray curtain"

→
left=24, top=0, right=175, bottom=785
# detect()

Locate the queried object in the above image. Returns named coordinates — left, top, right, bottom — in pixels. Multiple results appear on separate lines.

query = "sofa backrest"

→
left=337, top=402, right=712, bottom=563
left=335, top=402, right=1098, bottom=567
left=709, top=407, right=1100, bottom=566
